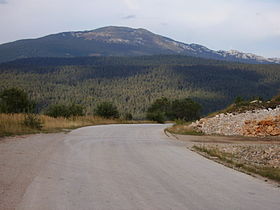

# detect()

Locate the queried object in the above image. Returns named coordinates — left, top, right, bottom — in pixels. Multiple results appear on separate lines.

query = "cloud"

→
left=123, top=15, right=136, bottom=20
left=0, top=0, right=7, bottom=4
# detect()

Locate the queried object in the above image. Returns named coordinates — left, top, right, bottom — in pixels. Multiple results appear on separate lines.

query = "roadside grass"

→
left=0, top=113, right=150, bottom=137
left=166, top=122, right=203, bottom=136
left=193, top=145, right=280, bottom=182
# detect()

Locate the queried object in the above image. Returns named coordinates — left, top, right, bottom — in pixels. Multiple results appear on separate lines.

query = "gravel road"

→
left=1, top=124, right=280, bottom=210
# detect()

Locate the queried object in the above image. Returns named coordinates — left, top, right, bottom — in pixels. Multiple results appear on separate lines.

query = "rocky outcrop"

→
left=191, top=107, right=280, bottom=136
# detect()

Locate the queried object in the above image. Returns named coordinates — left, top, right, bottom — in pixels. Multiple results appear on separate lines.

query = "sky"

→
left=0, top=0, right=280, bottom=57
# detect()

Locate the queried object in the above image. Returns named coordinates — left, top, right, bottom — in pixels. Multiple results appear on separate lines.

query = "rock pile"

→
left=243, top=116, right=280, bottom=136
left=191, top=106, right=280, bottom=136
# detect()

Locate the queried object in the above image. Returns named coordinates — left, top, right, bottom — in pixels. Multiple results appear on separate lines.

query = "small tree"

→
left=94, top=102, right=119, bottom=119
left=146, top=97, right=171, bottom=122
left=0, top=88, right=35, bottom=113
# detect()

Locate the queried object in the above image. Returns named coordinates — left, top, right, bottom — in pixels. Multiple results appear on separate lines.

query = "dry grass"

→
left=166, top=123, right=203, bottom=136
left=0, top=114, right=138, bottom=137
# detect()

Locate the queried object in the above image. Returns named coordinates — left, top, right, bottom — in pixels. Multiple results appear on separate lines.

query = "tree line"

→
left=0, top=88, right=202, bottom=122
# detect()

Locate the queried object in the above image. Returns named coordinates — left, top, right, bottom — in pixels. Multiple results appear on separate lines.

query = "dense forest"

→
left=0, top=55, right=280, bottom=119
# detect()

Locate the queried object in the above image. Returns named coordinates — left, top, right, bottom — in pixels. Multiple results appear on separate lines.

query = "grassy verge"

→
left=166, top=122, right=203, bottom=136
left=193, top=145, right=280, bottom=183
left=0, top=113, right=149, bottom=137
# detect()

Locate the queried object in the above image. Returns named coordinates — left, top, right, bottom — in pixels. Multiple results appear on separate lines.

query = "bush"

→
left=272, top=94, right=280, bottom=102
left=46, top=104, right=84, bottom=118
left=146, top=97, right=201, bottom=122
left=68, top=104, right=84, bottom=117
left=123, top=113, right=133, bottom=120
left=0, top=88, right=35, bottom=113
left=146, top=111, right=165, bottom=123
left=23, top=114, right=43, bottom=129
left=234, top=96, right=244, bottom=104
left=94, top=102, right=119, bottom=119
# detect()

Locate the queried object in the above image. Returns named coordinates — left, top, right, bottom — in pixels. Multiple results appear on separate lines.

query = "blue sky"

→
left=0, top=0, right=280, bottom=57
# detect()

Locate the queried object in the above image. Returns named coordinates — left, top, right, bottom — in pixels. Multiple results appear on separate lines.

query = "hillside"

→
left=1, top=55, right=280, bottom=118
left=0, top=26, right=279, bottom=64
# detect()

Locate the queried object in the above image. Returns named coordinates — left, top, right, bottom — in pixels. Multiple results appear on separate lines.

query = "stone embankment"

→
left=191, top=107, right=280, bottom=136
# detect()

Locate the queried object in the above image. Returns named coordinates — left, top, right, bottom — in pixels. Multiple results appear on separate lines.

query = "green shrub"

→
left=123, top=113, right=133, bottom=120
left=94, top=102, right=119, bottom=119
left=146, top=111, right=165, bottom=123
left=46, top=104, right=84, bottom=118
left=23, top=114, right=43, bottom=129
left=68, top=104, right=84, bottom=117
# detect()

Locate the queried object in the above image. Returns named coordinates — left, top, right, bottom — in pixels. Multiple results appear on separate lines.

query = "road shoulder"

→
left=0, top=133, right=66, bottom=210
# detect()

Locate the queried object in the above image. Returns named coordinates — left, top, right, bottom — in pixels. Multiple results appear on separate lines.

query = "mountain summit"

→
left=0, top=26, right=279, bottom=64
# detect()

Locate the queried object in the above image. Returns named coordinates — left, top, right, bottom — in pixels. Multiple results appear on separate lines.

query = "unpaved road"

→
left=1, top=124, right=280, bottom=210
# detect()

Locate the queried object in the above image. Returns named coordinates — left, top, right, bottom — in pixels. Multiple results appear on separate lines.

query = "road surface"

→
left=6, top=124, right=280, bottom=209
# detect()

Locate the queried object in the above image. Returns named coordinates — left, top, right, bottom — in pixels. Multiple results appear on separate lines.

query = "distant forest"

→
left=1, top=55, right=280, bottom=119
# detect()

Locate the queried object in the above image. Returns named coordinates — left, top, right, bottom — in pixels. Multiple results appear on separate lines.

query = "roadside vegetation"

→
left=0, top=88, right=147, bottom=137
left=193, top=145, right=280, bottom=182
left=0, top=113, right=125, bottom=137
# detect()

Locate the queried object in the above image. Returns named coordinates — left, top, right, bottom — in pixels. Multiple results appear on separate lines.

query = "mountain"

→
left=0, top=26, right=279, bottom=64
left=1, top=55, right=280, bottom=118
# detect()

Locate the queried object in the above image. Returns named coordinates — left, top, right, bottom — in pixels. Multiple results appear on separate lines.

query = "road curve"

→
left=17, top=124, right=280, bottom=210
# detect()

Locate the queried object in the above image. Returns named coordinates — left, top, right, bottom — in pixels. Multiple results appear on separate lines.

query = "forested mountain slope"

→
left=1, top=55, right=280, bottom=118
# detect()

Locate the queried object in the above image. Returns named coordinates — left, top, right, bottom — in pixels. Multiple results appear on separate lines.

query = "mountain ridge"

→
left=0, top=26, right=279, bottom=64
